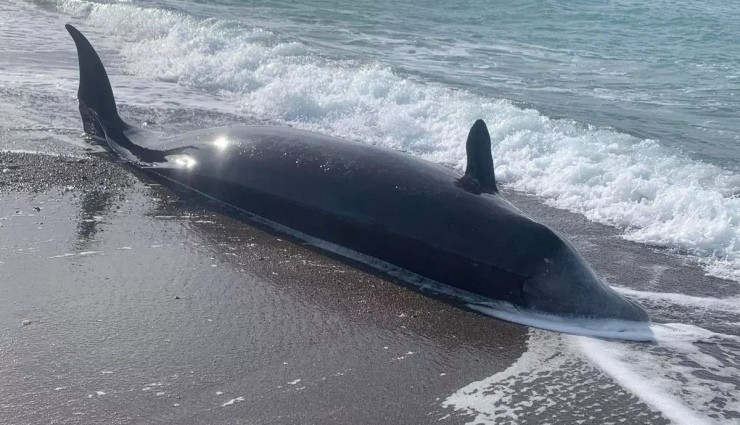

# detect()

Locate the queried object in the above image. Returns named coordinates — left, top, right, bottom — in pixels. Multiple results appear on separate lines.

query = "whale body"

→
left=65, top=24, right=649, bottom=330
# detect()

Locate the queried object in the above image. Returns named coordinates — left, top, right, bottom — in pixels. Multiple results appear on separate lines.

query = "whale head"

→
left=520, top=224, right=649, bottom=322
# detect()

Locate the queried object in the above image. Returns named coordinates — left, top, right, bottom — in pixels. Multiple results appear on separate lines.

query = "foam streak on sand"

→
left=616, top=286, right=740, bottom=313
left=442, top=329, right=663, bottom=424
left=575, top=324, right=740, bottom=425
left=444, top=325, right=740, bottom=424
left=47, top=0, right=740, bottom=283
left=221, top=396, right=244, bottom=407
left=442, top=330, right=569, bottom=423
left=575, top=338, right=705, bottom=425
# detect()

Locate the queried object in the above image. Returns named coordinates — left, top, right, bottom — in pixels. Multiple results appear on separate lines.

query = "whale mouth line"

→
left=466, top=301, right=655, bottom=342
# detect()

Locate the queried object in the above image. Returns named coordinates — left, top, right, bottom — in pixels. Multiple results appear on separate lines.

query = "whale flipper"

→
left=459, top=119, right=497, bottom=194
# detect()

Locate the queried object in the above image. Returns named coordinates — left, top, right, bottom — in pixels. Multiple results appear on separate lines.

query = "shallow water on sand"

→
left=3, top=150, right=738, bottom=423
left=0, top=153, right=533, bottom=424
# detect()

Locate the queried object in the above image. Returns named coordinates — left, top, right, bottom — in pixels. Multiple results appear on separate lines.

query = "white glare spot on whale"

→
left=166, top=154, right=197, bottom=169
left=213, top=136, right=230, bottom=151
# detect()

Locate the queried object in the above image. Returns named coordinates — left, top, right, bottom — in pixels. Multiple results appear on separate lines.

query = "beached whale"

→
left=65, top=24, right=648, bottom=326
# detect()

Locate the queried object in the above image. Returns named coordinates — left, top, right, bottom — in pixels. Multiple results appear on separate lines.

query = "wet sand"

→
left=0, top=151, right=708, bottom=424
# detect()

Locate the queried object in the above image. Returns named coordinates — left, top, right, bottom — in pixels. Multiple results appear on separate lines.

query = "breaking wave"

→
left=50, top=0, right=740, bottom=282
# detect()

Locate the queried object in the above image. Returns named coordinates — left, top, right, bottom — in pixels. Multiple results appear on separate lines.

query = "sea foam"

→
left=50, top=0, right=740, bottom=282
left=444, top=283, right=740, bottom=423
left=444, top=324, right=740, bottom=424
left=575, top=323, right=740, bottom=425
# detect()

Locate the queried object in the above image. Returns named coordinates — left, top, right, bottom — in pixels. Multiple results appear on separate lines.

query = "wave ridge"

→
left=50, top=0, right=740, bottom=282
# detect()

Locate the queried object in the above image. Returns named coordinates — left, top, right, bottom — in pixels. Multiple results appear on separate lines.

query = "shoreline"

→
left=2, top=150, right=733, bottom=423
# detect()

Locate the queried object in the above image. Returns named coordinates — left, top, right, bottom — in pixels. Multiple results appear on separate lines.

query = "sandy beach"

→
left=2, top=151, right=706, bottom=424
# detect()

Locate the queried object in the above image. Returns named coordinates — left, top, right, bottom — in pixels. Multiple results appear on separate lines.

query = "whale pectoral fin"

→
left=460, top=119, right=497, bottom=194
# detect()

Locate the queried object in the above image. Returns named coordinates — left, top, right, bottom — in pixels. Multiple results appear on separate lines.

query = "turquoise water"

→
left=166, top=0, right=740, bottom=168
left=2, top=0, right=739, bottom=279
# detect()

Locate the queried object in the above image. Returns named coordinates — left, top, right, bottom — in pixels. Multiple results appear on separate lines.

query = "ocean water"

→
left=1, top=0, right=739, bottom=422
left=4, top=0, right=738, bottom=282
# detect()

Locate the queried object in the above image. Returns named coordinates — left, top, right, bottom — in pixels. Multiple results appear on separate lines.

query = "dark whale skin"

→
left=64, top=24, right=649, bottom=323
left=139, top=126, right=648, bottom=321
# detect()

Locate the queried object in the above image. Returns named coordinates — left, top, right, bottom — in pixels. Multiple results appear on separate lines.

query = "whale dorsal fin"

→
left=459, top=119, right=497, bottom=194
